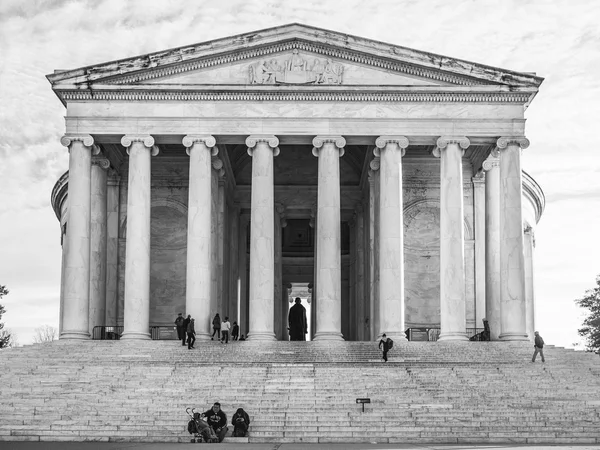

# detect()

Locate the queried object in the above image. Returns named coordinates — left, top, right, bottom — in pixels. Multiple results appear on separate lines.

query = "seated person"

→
left=231, top=407, right=250, bottom=437
left=202, top=402, right=228, bottom=443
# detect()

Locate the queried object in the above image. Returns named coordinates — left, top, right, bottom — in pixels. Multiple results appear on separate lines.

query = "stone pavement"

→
left=1, top=442, right=599, bottom=450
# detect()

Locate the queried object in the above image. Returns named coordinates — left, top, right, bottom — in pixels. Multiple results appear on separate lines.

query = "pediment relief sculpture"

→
left=249, top=50, right=344, bottom=85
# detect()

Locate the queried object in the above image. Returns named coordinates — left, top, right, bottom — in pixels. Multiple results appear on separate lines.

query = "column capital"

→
left=183, top=134, right=216, bottom=148
left=60, top=133, right=94, bottom=148
left=482, top=152, right=500, bottom=171
left=121, top=134, right=155, bottom=149
left=373, top=136, right=408, bottom=151
left=369, top=156, right=380, bottom=172
left=246, top=135, right=279, bottom=152
left=312, top=135, right=346, bottom=157
left=497, top=136, right=530, bottom=150
left=91, top=156, right=111, bottom=170
left=433, top=136, right=470, bottom=157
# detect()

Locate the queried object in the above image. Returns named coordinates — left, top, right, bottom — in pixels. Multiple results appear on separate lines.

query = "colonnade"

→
left=59, top=133, right=531, bottom=342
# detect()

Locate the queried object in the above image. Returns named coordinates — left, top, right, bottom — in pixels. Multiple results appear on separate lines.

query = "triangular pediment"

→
left=47, top=23, right=543, bottom=100
left=142, top=48, right=452, bottom=87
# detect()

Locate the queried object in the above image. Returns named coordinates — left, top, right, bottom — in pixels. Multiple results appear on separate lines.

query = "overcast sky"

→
left=1, top=0, right=599, bottom=348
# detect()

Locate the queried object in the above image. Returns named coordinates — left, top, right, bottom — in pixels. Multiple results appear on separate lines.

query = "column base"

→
left=438, top=332, right=469, bottom=342
left=246, top=331, right=276, bottom=341
left=499, top=332, right=528, bottom=341
left=120, top=331, right=151, bottom=340
left=59, top=330, right=90, bottom=340
left=313, top=332, right=344, bottom=341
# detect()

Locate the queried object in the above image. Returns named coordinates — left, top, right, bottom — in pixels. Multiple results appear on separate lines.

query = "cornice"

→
left=57, top=89, right=532, bottom=104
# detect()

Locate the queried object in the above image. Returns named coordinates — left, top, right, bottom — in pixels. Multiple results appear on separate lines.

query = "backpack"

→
left=387, top=338, right=394, bottom=349
left=187, top=419, right=197, bottom=434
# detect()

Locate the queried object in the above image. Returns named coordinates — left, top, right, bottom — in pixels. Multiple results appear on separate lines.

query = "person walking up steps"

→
left=221, top=317, right=231, bottom=344
left=379, top=333, right=392, bottom=362
left=211, top=313, right=221, bottom=341
left=532, top=331, right=546, bottom=363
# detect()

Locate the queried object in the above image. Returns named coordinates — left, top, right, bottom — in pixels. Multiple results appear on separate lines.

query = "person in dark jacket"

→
left=211, top=313, right=221, bottom=341
left=378, top=333, right=391, bottom=362
left=288, top=297, right=307, bottom=341
left=231, top=407, right=250, bottom=437
left=187, top=318, right=196, bottom=349
left=531, top=331, right=545, bottom=362
left=231, top=321, right=240, bottom=341
left=182, top=314, right=191, bottom=346
left=203, top=402, right=228, bottom=442
left=175, top=313, right=185, bottom=343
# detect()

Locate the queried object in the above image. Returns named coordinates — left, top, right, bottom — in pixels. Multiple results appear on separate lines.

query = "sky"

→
left=0, top=0, right=599, bottom=348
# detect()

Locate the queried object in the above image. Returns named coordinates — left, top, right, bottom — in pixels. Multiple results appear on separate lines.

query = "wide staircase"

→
left=1, top=340, right=599, bottom=444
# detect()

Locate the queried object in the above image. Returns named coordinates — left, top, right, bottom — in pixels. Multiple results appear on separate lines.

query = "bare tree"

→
left=0, top=285, right=13, bottom=349
left=33, top=324, right=58, bottom=344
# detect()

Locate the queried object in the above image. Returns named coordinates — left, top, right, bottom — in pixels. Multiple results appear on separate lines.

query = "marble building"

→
left=49, top=24, right=544, bottom=342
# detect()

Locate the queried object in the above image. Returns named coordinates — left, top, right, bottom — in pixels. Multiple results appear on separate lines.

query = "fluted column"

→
left=497, top=137, right=530, bottom=341
left=524, top=226, right=536, bottom=342
left=375, top=136, right=409, bottom=341
left=59, top=134, right=98, bottom=339
left=354, top=203, right=366, bottom=341
left=312, top=135, right=345, bottom=341
left=483, top=151, right=501, bottom=340
left=89, top=156, right=110, bottom=337
left=238, top=213, right=250, bottom=337
left=434, top=136, right=470, bottom=341
left=275, top=203, right=286, bottom=340
left=246, top=135, right=279, bottom=341
left=368, top=168, right=379, bottom=341
left=105, top=172, right=120, bottom=328
left=121, top=135, right=158, bottom=340
left=472, top=171, right=486, bottom=328
left=309, top=205, right=317, bottom=339
left=183, top=135, right=217, bottom=340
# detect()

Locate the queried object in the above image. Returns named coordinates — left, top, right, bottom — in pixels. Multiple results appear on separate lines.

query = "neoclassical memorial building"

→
left=49, top=24, right=544, bottom=343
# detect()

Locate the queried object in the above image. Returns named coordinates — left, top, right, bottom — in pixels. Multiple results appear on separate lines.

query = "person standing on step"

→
left=221, top=316, right=231, bottom=344
left=231, top=321, right=240, bottom=341
left=203, top=402, right=228, bottom=443
left=187, top=318, right=196, bottom=349
left=379, top=333, right=391, bottom=362
left=231, top=407, right=250, bottom=437
left=532, top=331, right=546, bottom=363
left=211, top=313, right=221, bottom=341
left=182, top=314, right=191, bottom=346
left=175, top=313, right=185, bottom=343
left=288, top=297, right=308, bottom=341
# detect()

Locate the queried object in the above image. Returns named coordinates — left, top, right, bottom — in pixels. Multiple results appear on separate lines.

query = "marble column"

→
left=472, top=171, right=486, bottom=328
left=312, top=135, right=346, bottom=341
left=246, top=135, right=279, bottom=341
left=183, top=135, right=217, bottom=340
left=483, top=151, right=501, bottom=340
left=375, top=136, right=409, bottom=341
left=309, top=206, right=317, bottom=339
left=354, top=204, right=366, bottom=341
left=59, top=134, right=97, bottom=339
left=497, top=137, right=530, bottom=341
left=524, top=226, right=536, bottom=342
left=433, top=136, right=470, bottom=341
left=228, top=208, right=240, bottom=329
left=274, top=203, right=285, bottom=340
left=217, top=173, right=226, bottom=316
left=368, top=168, right=379, bottom=341
left=89, top=156, right=110, bottom=337
left=347, top=216, right=356, bottom=341
left=105, top=173, right=120, bottom=327
left=238, top=214, right=250, bottom=338
left=121, top=135, right=158, bottom=340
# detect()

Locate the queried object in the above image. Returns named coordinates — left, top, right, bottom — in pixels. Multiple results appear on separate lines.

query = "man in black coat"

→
left=288, top=297, right=307, bottom=341
left=175, top=313, right=185, bottom=343
left=182, top=314, right=191, bottom=346
left=203, top=402, right=228, bottom=442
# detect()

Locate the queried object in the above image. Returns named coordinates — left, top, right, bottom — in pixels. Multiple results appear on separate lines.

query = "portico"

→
left=49, top=24, right=544, bottom=343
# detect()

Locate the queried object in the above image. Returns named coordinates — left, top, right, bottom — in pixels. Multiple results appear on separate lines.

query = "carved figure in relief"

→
left=322, top=58, right=343, bottom=84
left=312, top=58, right=325, bottom=83
left=287, top=49, right=307, bottom=72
